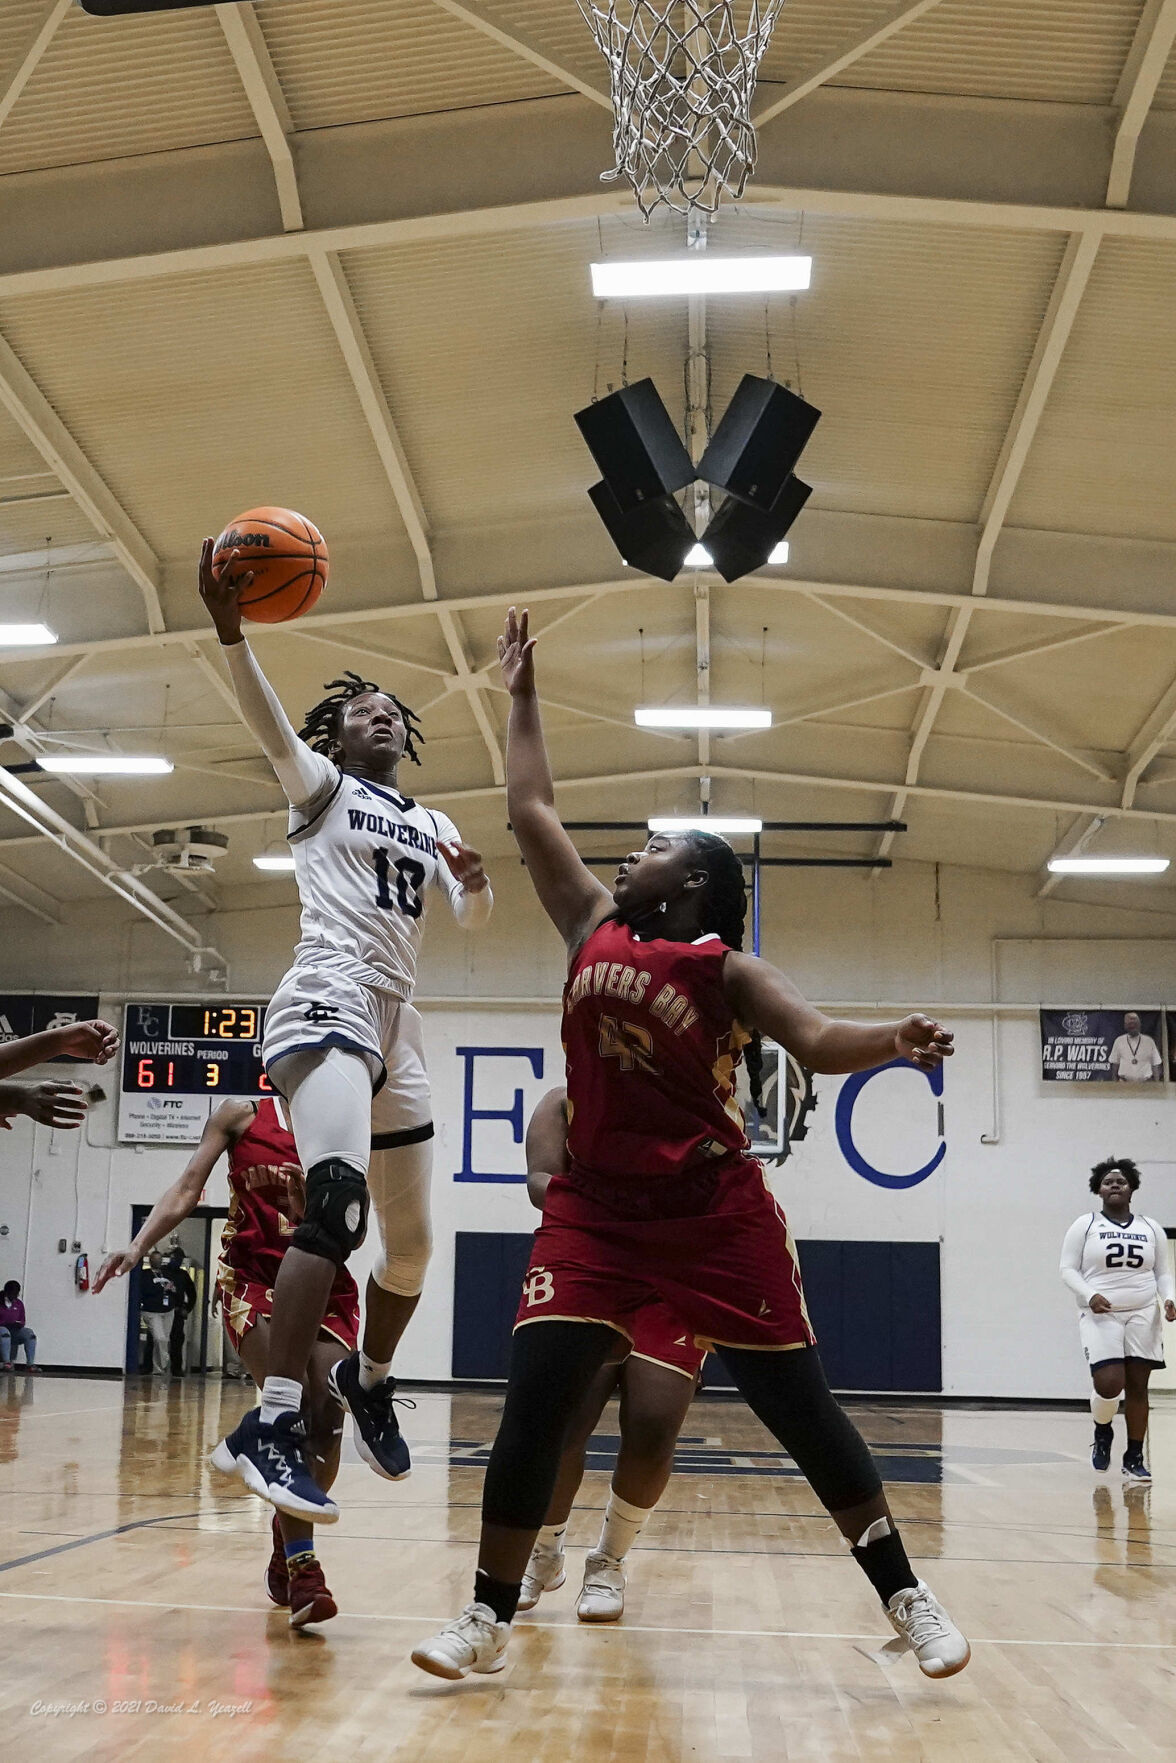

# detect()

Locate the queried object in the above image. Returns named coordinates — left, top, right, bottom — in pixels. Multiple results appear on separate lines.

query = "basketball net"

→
left=577, top=0, right=787, bottom=218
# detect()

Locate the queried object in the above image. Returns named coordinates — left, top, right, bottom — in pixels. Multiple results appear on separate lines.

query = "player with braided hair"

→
left=414, top=608, right=969, bottom=1684
left=198, top=540, right=493, bottom=1520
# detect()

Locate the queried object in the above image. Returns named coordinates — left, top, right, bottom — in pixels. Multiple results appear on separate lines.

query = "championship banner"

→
left=1040, top=1008, right=1165, bottom=1083
left=0, top=993, right=101, bottom=1064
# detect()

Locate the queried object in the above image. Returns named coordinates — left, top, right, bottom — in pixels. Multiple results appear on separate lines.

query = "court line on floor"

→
left=0, top=1514, right=200, bottom=1574
left=0, top=1588, right=1172, bottom=1650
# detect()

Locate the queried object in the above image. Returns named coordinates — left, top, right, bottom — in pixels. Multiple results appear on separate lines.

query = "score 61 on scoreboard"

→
left=118, top=1001, right=269, bottom=1143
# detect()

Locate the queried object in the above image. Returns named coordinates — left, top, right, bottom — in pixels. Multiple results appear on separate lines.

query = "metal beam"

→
left=308, top=248, right=504, bottom=784
left=1122, top=672, right=1176, bottom=809
left=428, top=0, right=610, bottom=107
left=10, top=181, right=1176, bottom=306
left=0, top=0, right=70, bottom=136
left=14, top=568, right=1176, bottom=673
left=0, top=761, right=225, bottom=963
left=1107, top=0, right=1176, bottom=209
left=15, top=653, right=91, bottom=722
left=959, top=674, right=1116, bottom=783
left=0, top=859, right=58, bottom=924
left=962, top=623, right=1113, bottom=674
left=215, top=2, right=303, bottom=232
left=753, top=0, right=946, bottom=129
left=0, top=329, right=165, bottom=633
left=4, top=754, right=1176, bottom=858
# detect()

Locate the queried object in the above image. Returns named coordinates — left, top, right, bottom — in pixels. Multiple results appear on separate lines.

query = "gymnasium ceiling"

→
left=3, top=0, right=1176, bottom=965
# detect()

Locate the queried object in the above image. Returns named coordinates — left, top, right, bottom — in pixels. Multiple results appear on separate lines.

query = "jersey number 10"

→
left=373, top=849, right=425, bottom=919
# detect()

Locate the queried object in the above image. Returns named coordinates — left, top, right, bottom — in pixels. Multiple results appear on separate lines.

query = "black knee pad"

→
left=291, top=1158, right=369, bottom=1266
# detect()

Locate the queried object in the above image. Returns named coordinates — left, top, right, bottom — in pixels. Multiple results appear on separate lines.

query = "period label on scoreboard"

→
left=118, top=1000, right=269, bottom=1143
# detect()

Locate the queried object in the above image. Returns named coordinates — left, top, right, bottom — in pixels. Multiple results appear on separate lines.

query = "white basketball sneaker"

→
left=411, top=1602, right=511, bottom=1680
left=885, top=1581, right=971, bottom=1678
left=576, top=1552, right=626, bottom=1622
left=517, top=1544, right=566, bottom=1612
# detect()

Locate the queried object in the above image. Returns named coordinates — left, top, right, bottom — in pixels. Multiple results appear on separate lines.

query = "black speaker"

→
left=701, top=476, right=812, bottom=583
left=587, top=480, right=694, bottom=582
left=698, top=375, right=820, bottom=514
left=575, top=380, right=696, bottom=514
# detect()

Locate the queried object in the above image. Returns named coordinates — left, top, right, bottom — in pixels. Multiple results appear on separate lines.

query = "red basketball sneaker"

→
left=265, top=1515, right=289, bottom=1608
left=288, top=1557, right=338, bottom=1628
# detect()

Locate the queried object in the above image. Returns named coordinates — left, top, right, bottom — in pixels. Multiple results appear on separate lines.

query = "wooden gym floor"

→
left=2, top=1373, right=1174, bottom=1761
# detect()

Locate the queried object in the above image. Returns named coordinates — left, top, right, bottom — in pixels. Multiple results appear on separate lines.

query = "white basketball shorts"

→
left=1079, top=1302, right=1165, bottom=1370
left=263, top=963, right=432, bottom=1141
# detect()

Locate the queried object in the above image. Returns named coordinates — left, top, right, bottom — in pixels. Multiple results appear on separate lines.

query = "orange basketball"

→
left=213, top=507, right=328, bottom=624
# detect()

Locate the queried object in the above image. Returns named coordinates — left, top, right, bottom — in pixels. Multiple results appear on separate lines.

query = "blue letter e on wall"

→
left=454, top=1046, right=545, bottom=1183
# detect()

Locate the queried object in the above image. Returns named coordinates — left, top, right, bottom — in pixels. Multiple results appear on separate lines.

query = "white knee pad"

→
left=368, top=1135, right=433, bottom=1296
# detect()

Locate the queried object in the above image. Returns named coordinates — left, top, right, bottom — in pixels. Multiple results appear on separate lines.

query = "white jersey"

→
left=1108, top=1032, right=1162, bottom=1082
left=288, top=768, right=467, bottom=998
left=1059, top=1211, right=1173, bottom=1312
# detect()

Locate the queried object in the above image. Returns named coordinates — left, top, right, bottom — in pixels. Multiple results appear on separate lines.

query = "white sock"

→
left=260, top=1376, right=303, bottom=1426
left=597, top=1492, right=652, bottom=1563
left=358, top=1352, right=393, bottom=1392
left=535, top=1523, right=567, bottom=1556
left=1091, top=1391, right=1120, bottom=1426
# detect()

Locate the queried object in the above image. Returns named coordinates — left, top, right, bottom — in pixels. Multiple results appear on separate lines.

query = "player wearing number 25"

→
left=199, top=536, right=492, bottom=1521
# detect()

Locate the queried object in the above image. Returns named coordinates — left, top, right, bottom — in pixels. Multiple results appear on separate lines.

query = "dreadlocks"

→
left=298, top=672, right=425, bottom=767
left=682, top=831, right=767, bottom=1118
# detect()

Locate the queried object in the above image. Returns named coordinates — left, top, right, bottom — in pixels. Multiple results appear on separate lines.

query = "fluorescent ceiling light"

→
left=0, top=623, right=57, bottom=646
left=254, top=855, right=296, bottom=872
left=636, top=707, right=772, bottom=730
left=648, top=815, right=763, bottom=836
left=591, top=257, right=812, bottom=298
left=767, top=541, right=789, bottom=565
left=39, top=754, right=173, bottom=775
left=1047, top=857, right=1170, bottom=876
left=685, top=544, right=713, bottom=567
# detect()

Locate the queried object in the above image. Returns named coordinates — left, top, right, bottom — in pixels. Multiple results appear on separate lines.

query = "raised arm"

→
left=0, top=1018, right=119, bottom=1081
left=497, top=607, right=613, bottom=951
left=724, top=953, right=954, bottom=1076
left=198, top=538, right=335, bottom=813
left=524, top=1086, right=569, bottom=1211
left=92, top=1101, right=252, bottom=1293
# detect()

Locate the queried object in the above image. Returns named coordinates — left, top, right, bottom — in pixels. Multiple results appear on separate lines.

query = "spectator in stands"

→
left=0, top=1280, right=37, bottom=1372
left=166, top=1246, right=198, bottom=1376
left=139, top=1252, right=176, bottom=1376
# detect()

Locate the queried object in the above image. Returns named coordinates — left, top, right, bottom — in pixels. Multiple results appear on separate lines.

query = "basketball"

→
left=212, top=506, right=328, bottom=623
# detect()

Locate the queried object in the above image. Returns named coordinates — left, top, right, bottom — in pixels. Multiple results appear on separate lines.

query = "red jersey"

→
left=217, top=1099, right=358, bottom=1308
left=563, top=918, right=750, bottom=1186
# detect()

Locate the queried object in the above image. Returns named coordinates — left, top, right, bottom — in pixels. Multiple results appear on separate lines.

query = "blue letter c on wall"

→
left=834, top=1058, right=945, bottom=1190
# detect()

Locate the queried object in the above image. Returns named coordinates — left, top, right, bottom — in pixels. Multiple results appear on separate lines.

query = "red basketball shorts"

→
left=217, top=1263, right=359, bottom=1356
left=515, top=1155, right=815, bottom=1356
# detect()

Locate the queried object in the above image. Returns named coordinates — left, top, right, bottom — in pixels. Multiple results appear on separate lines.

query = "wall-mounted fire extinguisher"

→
left=74, top=1253, right=89, bottom=1292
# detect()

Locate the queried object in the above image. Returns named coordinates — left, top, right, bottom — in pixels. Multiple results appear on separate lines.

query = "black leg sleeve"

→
left=482, top=1322, right=618, bottom=1530
left=717, top=1344, right=883, bottom=1514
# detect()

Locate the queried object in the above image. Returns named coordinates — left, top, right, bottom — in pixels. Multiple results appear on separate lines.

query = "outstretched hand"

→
left=497, top=606, right=537, bottom=697
left=198, top=537, right=250, bottom=643
left=93, top=1249, right=138, bottom=1294
left=895, top=1015, right=954, bottom=1071
left=57, top=1019, right=120, bottom=1066
left=439, top=839, right=488, bottom=894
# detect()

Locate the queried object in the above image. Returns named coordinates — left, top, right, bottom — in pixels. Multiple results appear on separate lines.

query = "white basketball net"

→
left=577, top=0, right=787, bottom=219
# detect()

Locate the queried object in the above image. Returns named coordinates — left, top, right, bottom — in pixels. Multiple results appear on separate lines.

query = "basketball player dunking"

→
left=413, top=608, right=970, bottom=1682
left=96, top=1097, right=357, bottom=1625
left=198, top=541, right=493, bottom=1519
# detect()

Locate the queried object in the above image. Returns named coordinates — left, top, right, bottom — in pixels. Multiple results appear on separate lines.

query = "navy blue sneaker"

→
left=1092, top=1423, right=1113, bottom=1473
left=328, top=1352, right=413, bottom=1480
left=1122, top=1447, right=1152, bottom=1484
left=210, top=1407, right=339, bottom=1522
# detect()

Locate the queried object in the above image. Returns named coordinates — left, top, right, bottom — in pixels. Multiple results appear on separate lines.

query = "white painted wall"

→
left=2, top=858, right=1175, bottom=1395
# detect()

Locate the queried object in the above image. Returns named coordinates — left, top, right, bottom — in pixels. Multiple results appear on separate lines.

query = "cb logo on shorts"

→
left=523, top=1267, right=555, bottom=1306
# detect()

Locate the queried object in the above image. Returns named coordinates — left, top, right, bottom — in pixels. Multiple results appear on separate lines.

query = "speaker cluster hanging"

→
left=575, top=374, right=819, bottom=583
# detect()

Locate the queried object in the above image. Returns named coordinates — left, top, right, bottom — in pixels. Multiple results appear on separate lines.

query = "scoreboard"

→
left=118, top=1000, right=269, bottom=1143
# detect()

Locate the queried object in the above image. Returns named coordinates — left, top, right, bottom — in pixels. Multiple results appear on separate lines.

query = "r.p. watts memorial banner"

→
left=1040, top=1009, right=1165, bottom=1083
